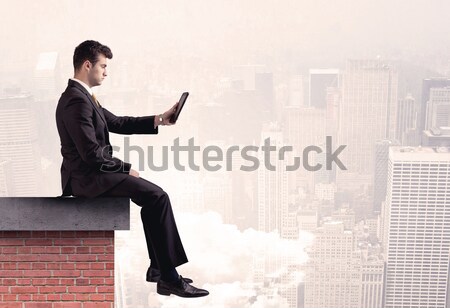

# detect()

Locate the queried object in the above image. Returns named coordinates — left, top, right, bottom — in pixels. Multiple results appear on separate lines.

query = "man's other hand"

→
left=129, top=169, right=140, bottom=178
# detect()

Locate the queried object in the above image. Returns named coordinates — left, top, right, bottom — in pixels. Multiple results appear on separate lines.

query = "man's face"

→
left=87, top=54, right=108, bottom=87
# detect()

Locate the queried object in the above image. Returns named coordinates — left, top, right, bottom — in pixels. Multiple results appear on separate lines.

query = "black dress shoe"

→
left=146, top=267, right=193, bottom=283
left=157, top=276, right=209, bottom=298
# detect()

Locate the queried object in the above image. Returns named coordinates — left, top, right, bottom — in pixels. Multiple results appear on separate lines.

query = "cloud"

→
left=116, top=211, right=313, bottom=308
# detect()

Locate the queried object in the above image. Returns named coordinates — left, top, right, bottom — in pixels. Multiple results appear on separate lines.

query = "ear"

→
left=83, top=60, right=91, bottom=70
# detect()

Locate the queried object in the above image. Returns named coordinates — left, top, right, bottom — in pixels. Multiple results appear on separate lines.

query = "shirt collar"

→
left=70, top=78, right=93, bottom=96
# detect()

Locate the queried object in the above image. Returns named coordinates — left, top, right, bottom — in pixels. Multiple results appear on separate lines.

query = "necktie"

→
left=91, top=93, right=100, bottom=108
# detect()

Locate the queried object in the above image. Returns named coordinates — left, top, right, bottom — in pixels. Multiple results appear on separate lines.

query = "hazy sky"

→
left=1, top=0, right=450, bottom=71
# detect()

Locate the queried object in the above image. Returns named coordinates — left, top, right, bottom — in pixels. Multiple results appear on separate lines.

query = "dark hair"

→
left=73, top=40, right=113, bottom=71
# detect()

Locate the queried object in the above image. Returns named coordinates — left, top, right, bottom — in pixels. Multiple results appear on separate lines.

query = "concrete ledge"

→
left=0, top=197, right=130, bottom=231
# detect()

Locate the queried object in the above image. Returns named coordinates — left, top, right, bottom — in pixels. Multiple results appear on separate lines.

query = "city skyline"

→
left=2, top=1, right=450, bottom=307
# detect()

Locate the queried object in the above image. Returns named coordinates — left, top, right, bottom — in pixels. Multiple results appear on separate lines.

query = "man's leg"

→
left=100, top=176, right=188, bottom=270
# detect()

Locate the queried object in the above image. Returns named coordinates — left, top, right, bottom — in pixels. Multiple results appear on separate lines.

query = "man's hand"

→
left=129, top=169, right=140, bottom=178
left=162, top=102, right=180, bottom=126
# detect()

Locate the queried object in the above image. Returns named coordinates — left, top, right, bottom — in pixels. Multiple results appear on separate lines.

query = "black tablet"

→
left=170, top=92, right=189, bottom=123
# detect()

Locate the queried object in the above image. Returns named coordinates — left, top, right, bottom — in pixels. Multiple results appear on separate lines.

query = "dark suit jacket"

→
left=55, top=79, right=158, bottom=197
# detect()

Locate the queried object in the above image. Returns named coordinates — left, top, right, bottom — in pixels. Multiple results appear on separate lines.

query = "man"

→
left=55, top=40, right=208, bottom=298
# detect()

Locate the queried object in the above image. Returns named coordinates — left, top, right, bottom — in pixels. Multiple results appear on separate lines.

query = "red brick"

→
left=43, top=279, right=60, bottom=286
left=76, top=247, right=90, bottom=254
left=39, top=286, right=67, bottom=293
left=0, top=303, right=21, bottom=308
left=89, top=278, right=104, bottom=285
left=47, top=263, right=61, bottom=270
left=61, top=263, right=75, bottom=270
left=39, top=255, right=67, bottom=262
left=97, top=255, right=113, bottom=262
left=17, top=278, right=31, bottom=285
left=0, top=239, right=24, bottom=246
left=97, top=286, right=114, bottom=293
left=0, top=270, right=23, bottom=277
left=18, top=294, right=32, bottom=301
left=10, top=254, right=39, bottom=262
left=54, top=303, right=81, bottom=308
left=31, top=278, right=46, bottom=286
left=89, top=294, right=105, bottom=301
left=45, top=294, right=61, bottom=301
left=83, top=239, right=112, bottom=246
left=0, top=256, right=11, bottom=262
left=106, top=262, right=115, bottom=270
left=84, top=302, right=113, bottom=308
left=0, top=286, right=9, bottom=293
left=24, top=303, right=53, bottom=308
left=90, top=263, right=105, bottom=270
left=90, top=247, right=105, bottom=254
left=68, top=286, right=96, bottom=293
left=30, top=231, right=47, bottom=238
left=105, top=246, right=114, bottom=253
left=10, top=286, right=39, bottom=294
left=53, top=239, right=82, bottom=246
left=3, top=295, right=17, bottom=301
left=60, top=294, right=76, bottom=301
left=3, top=279, right=17, bottom=286
left=2, top=247, right=18, bottom=254
left=104, top=278, right=114, bottom=285
left=75, top=278, right=89, bottom=286
left=18, top=263, right=32, bottom=270
left=75, top=293, right=89, bottom=301
left=60, top=231, right=76, bottom=238
left=32, top=263, right=47, bottom=270
left=31, top=294, right=46, bottom=301
left=75, top=263, right=90, bottom=270
left=61, top=247, right=76, bottom=254
left=83, top=270, right=111, bottom=277
left=105, top=294, right=114, bottom=301
left=68, top=255, right=97, bottom=262
left=59, top=278, right=75, bottom=286
left=45, top=231, right=61, bottom=238
left=3, top=263, right=17, bottom=270
left=22, top=270, right=52, bottom=277
left=24, top=239, right=53, bottom=246
left=17, top=247, right=32, bottom=254
left=52, top=270, right=81, bottom=278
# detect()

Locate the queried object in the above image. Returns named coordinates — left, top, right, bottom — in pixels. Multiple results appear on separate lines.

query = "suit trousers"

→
left=100, top=175, right=188, bottom=271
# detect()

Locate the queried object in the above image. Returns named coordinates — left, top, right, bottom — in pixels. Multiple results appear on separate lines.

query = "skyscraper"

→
left=397, top=94, right=417, bottom=145
left=304, top=221, right=361, bottom=308
left=373, top=139, right=394, bottom=212
left=419, top=78, right=450, bottom=135
left=0, top=93, right=41, bottom=196
left=309, top=69, right=339, bottom=109
left=383, top=146, right=450, bottom=308
left=425, top=87, right=450, bottom=130
left=338, top=59, right=398, bottom=181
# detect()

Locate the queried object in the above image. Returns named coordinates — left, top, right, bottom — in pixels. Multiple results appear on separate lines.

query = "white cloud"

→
left=117, top=211, right=313, bottom=308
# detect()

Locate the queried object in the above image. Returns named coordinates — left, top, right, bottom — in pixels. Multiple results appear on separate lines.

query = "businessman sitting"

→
left=55, top=40, right=208, bottom=298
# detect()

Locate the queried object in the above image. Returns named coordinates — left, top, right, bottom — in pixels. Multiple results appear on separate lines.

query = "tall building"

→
left=361, top=259, right=384, bottom=308
left=373, top=139, right=394, bottom=212
left=304, top=221, right=361, bottom=308
left=33, top=51, right=60, bottom=100
left=397, top=94, right=417, bottom=145
left=338, top=59, right=398, bottom=181
left=309, top=69, right=340, bottom=109
left=419, top=78, right=450, bottom=135
left=426, top=87, right=450, bottom=130
left=383, top=146, right=450, bottom=308
left=422, top=127, right=450, bottom=147
left=0, top=93, right=41, bottom=196
left=257, top=123, right=289, bottom=235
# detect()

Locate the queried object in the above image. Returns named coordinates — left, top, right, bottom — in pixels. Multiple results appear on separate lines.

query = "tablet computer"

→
left=170, top=92, right=189, bottom=123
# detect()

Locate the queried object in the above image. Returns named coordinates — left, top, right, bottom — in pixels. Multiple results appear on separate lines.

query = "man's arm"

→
left=103, top=108, right=158, bottom=135
left=63, top=97, right=131, bottom=173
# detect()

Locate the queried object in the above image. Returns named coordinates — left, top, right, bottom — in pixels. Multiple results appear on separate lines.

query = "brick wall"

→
left=0, top=231, right=114, bottom=308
